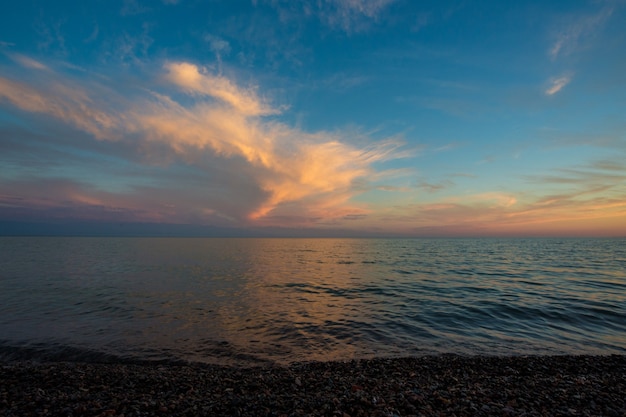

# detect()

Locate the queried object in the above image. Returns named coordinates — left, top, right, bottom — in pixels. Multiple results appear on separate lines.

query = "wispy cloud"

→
left=0, top=56, right=407, bottom=226
left=120, top=0, right=150, bottom=16
left=0, top=77, right=122, bottom=140
left=320, top=72, right=370, bottom=91
left=549, top=4, right=614, bottom=60
left=336, top=153, right=626, bottom=236
left=164, top=61, right=276, bottom=116
left=265, top=0, right=397, bottom=34
left=526, top=159, right=626, bottom=188
left=8, top=53, right=49, bottom=71
left=114, top=23, right=154, bottom=64
left=416, top=180, right=454, bottom=193
left=83, top=24, right=99, bottom=44
left=545, top=74, right=572, bottom=96
left=34, top=16, right=67, bottom=55
left=357, top=183, right=626, bottom=236
left=204, top=34, right=231, bottom=73
left=323, top=0, right=396, bottom=32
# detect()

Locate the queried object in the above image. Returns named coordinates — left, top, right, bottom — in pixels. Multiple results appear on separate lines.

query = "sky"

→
left=0, top=0, right=625, bottom=237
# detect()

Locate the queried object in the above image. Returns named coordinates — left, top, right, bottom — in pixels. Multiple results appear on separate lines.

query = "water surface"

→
left=1, top=237, right=624, bottom=365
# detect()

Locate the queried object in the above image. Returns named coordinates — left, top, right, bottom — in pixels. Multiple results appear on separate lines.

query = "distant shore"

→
left=2, top=355, right=625, bottom=416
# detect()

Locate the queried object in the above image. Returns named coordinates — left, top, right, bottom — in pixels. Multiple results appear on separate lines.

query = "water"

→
left=1, top=237, right=625, bottom=366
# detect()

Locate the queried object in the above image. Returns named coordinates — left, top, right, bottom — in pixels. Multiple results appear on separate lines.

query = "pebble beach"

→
left=2, top=355, right=625, bottom=416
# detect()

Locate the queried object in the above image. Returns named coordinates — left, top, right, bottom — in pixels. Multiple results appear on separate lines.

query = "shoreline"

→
left=2, top=355, right=625, bottom=416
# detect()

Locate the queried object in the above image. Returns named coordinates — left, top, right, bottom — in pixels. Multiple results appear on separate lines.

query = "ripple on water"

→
left=0, top=237, right=625, bottom=364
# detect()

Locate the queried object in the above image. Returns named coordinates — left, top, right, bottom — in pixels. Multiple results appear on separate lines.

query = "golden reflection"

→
left=213, top=238, right=387, bottom=363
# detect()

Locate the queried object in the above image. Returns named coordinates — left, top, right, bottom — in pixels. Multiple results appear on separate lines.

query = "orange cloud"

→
left=138, top=65, right=404, bottom=222
left=0, top=58, right=405, bottom=226
left=0, top=77, right=122, bottom=140
left=361, top=192, right=626, bottom=237
left=164, top=62, right=277, bottom=116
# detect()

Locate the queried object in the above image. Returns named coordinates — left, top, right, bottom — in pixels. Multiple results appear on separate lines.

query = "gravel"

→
left=1, top=355, right=625, bottom=416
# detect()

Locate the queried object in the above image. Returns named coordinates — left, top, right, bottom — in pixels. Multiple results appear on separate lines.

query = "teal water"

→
left=0, top=237, right=625, bottom=365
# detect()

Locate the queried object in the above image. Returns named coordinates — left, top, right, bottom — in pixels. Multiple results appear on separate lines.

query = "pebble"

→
left=1, top=355, right=625, bottom=416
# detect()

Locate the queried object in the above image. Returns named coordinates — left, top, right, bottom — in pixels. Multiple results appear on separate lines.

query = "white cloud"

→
left=545, top=74, right=573, bottom=96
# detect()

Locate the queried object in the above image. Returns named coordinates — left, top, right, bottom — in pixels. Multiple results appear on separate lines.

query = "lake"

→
left=1, top=237, right=624, bottom=365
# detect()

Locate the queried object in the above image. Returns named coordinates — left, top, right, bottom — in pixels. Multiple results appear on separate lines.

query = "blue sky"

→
left=0, top=0, right=625, bottom=236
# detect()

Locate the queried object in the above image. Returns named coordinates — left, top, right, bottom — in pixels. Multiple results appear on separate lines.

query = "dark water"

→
left=1, top=237, right=625, bottom=365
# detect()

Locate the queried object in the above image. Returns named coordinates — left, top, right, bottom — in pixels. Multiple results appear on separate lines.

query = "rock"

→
left=1, top=355, right=625, bottom=417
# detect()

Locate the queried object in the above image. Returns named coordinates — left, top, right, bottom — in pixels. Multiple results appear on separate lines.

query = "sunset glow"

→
left=0, top=1, right=624, bottom=237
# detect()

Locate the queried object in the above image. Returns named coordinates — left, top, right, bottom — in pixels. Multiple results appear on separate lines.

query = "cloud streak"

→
left=323, top=0, right=397, bottom=32
left=265, top=0, right=397, bottom=33
left=549, top=4, right=615, bottom=60
left=545, top=74, right=572, bottom=96
left=0, top=57, right=405, bottom=227
left=164, top=62, right=276, bottom=116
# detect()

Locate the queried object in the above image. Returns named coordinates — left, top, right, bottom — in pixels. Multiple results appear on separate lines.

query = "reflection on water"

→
left=0, top=237, right=625, bottom=365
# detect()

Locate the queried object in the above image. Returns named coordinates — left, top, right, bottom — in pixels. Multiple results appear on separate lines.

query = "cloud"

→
left=34, top=17, right=67, bottom=55
left=8, top=53, right=49, bottom=70
left=205, top=34, right=231, bottom=55
left=328, top=0, right=396, bottom=32
left=339, top=152, right=626, bottom=237
left=545, top=74, right=572, bottom=96
left=538, top=125, right=626, bottom=150
left=120, top=0, right=150, bottom=16
left=163, top=62, right=278, bottom=117
left=114, top=23, right=154, bottom=64
left=0, top=57, right=406, bottom=227
left=526, top=159, right=626, bottom=188
left=0, top=77, right=123, bottom=140
left=266, top=0, right=397, bottom=33
left=549, top=5, right=614, bottom=60
left=358, top=182, right=626, bottom=237
left=340, top=0, right=395, bottom=16
left=203, top=34, right=231, bottom=73
left=84, top=24, right=99, bottom=44
left=320, top=72, right=370, bottom=91
left=416, top=180, right=454, bottom=193
left=133, top=86, right=404, bottom=221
